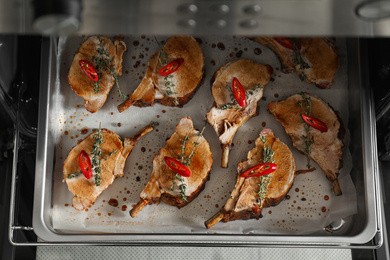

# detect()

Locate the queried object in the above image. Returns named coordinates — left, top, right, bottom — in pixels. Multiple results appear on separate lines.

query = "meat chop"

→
left=130, top=117, right=213, bottom=217
left=63, top=124, right=153, bottom=210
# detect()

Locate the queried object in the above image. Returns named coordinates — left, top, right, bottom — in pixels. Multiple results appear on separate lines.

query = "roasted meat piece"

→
left=67, top=36, right=127, bottom=113
left=253, top=37, right=339, bottom=88
left=63, top=124, right=153, bottom=210
left=130, top=117, right=213, bottom=217
left=206, top=59, right=272, bottom=168
left=118, top=36, right=205, bottom=112
left=205, top=129, right=296, bottom=228
left=268, top=93, right=344, bottom=195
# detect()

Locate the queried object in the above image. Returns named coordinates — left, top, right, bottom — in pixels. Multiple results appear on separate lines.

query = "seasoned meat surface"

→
left=118, top=36, right=204, bottom=111
left=205, top=129, right=296, bottom=228
left=253, top=37, right=339, bottom=88
left=130, top=117, right=213, bottom=217
left=268, top=93, right=344, bottom=195
left=206, top=59, right=272, bottom=168
left=63, top=125, right=153, bottom=210
left=67, top=36, right=126, bottom=113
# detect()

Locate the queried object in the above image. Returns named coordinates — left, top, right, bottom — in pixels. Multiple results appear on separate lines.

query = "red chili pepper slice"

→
left=79, top=150, right=92, bottom=179
left=79, top=60, right=99, bottom=82
left=231, top=77, right=247, bottom=107
left=159, top=58, right=184, bottom=76
left=302, top=114, right=328, bottom=132
left=164, top=156, right=191, bottom=177
left=273, top=37, right=301, bottom=51
left=240, top=163, right=277, bottom=178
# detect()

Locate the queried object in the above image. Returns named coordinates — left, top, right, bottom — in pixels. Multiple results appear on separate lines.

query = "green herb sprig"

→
left=258, top=135, right=275, bottom=203
left=91, top=36, right=127, bottom=100
left=291, top=39, right=310, bottom=81
left=67, top=171, right=81, bottom=179
left=91, top=125, right=103, bottom=186
left=169, top=122, right=207, bottom=201
left=221, top=82, right=263, bottom=110
left=298, top=92, right=313, bottom=168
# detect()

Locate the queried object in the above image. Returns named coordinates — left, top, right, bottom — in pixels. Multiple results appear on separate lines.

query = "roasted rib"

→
left=268, top=93, right=344, bottom=195
left=130, top=117, right=213, bottom=217
left=205, top=129, right=296, bottom=228
left=118, top=36, right=204, bottom=111
left=253, top=37, right=339, bottom=89
left=206, top=59, right=272, bottom=168
left=67, top=36, right=127, bottom=113
left=63, top=124, right=153, bottom=210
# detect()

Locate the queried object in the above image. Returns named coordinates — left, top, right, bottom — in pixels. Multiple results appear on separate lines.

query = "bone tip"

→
left=332, top=179, right=342, bottom=196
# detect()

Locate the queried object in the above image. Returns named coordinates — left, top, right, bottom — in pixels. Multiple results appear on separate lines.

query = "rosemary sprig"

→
left=298, top=92, right=313, bottom=168
left=91, top=124, right=103, bottom=186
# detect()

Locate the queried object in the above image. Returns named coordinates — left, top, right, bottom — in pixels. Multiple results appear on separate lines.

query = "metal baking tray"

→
left=30, top=36, right=382, bottom=247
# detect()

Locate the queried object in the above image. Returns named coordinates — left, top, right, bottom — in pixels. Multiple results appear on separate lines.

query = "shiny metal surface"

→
left=22, top=37, right=382, bottom=247
left=1, top=0, right=390, bottom=36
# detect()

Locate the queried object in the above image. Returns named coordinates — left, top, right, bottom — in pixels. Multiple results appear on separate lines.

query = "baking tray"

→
left=31, top=36, right=382, bottom=247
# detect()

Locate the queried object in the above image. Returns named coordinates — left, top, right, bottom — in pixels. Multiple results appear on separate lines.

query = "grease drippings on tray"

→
left=254, top=48, right=262, bottom=55
left=217, top=42, right=225, bottom=50
left=108, top=199, right=118, bottom=207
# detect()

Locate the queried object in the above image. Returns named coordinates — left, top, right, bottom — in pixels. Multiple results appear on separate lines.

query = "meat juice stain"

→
left=195, top=38, right=203, bottom=44
left=211, top=43, right=216, bottom=48
left=156, top=115, right=160, bottom=118
left=254, top=48, right=262, bottom=55
left=108, top=213, right=112, bottom=216
left=64, top=131, right=69, bottom=135
left=134, top=61, right=141, bottom=68
left=141, top=147, right=146, bottom=152
left=122, top=205, right=127, bottom=211
left=80, top=128, right=89, bottom=135
left=117, top=123, right=122, bottom=127
left=262, top=122, right=266, bottom=127
left=324, top=195, right=329, bottom=200
left=108, top=199, right=118, bottom=207
left=217, top=42, right=225, bottom=50
left=64, top=204, right=69, bottom=207
left=295, top=188, right=299, bottom=192
left=162, top=110, right=166, bottom=113
left=110, top=112, right=114, bottom=115
left=210, top=59, right=216, bottom=66
left=133, top=40, right=140, bottom=46
left=274, top=93, right=279, bottom=98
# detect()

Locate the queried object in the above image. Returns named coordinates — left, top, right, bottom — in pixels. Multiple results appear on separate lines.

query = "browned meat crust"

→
left=205, top=129, right=296, bottom=228
left=268, top=93, right=344, bottom=195
left=67, top=36, right=127, bottom=113
left=130, top=117, right=213, bottom=217
left=118, top=36, right=205, bottom=112
left=252, top=37, right=339, bottom=89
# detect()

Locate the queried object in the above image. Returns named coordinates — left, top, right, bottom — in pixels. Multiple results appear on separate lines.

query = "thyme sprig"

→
left=291, top=39, right=310, bottom=81
left=258, top=135, right=275, bottom=203
left=91, top=124, right=103, bottom=186
left=298, top=92, right=314, bottom=168
left=169, top=122, right=207, bottom=201
left=91, top=36, right=126, bottom=100
left=67, top=171, right=81, bottom=179
left=221, top=82, right=263, bottom=110
left=164, top=74, right=179, bottom=106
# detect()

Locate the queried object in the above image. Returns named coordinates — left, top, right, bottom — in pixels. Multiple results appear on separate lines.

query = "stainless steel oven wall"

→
left=3, top=0, right=390, bottom=36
